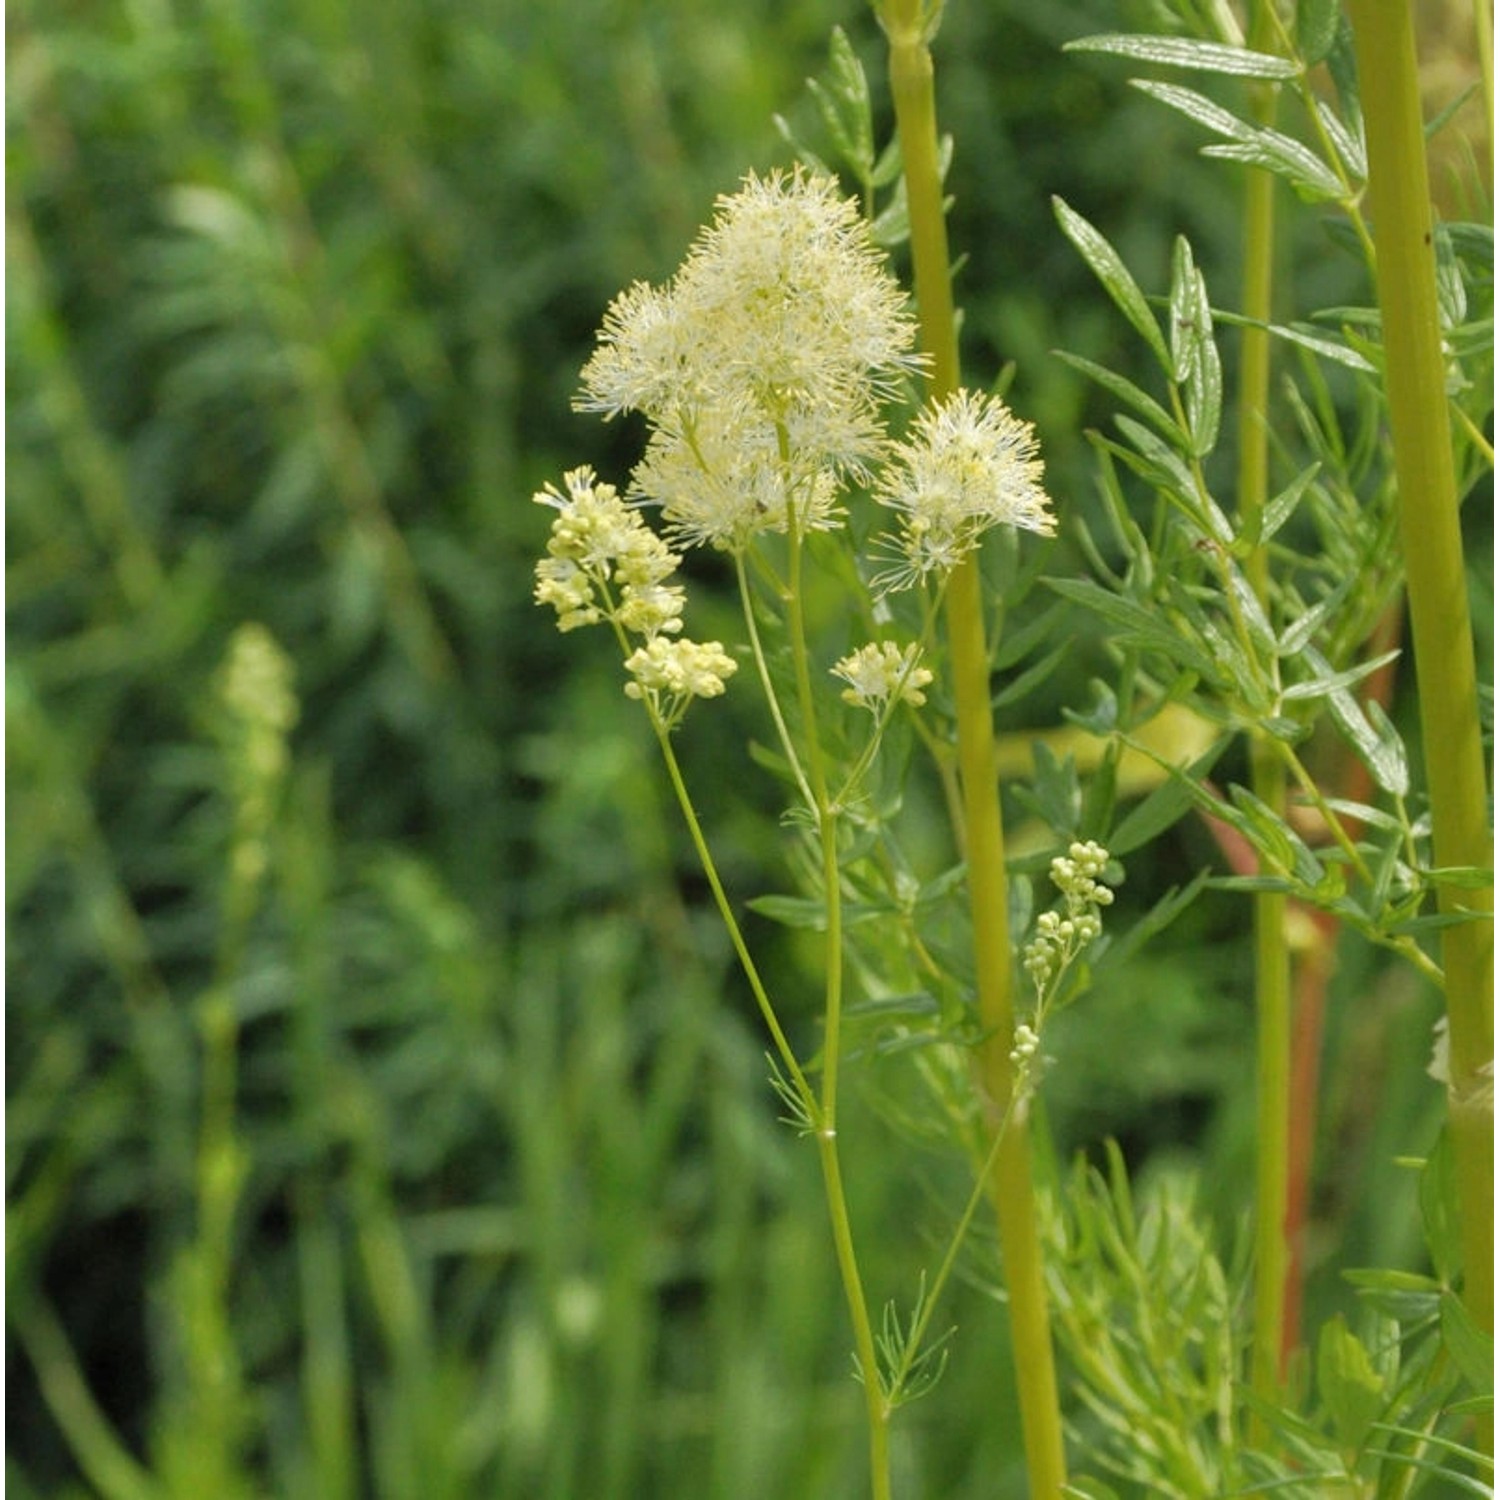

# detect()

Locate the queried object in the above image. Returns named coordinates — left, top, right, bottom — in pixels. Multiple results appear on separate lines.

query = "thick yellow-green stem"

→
left=1238, top=6, right=1294, bottom=1430
left=880, top=3, right=1068, bottom=1492
left=1348, top=0, right=1494, bottom=1385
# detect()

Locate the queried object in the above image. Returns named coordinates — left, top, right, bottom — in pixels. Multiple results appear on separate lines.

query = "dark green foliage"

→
left=8, top=0, right=1490, bottom=1495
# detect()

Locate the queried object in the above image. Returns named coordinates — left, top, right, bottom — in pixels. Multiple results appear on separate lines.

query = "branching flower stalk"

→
left=877, top=0, right=1069, bottom=1492
left=1348, top=0, right=1495, bottom=1381
left=541, top=151, right=1061, bottom=1497
left=540, top=168, right=933, bottom=1495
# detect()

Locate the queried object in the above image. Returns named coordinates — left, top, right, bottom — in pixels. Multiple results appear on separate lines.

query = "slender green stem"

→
left=12, top=1296, right=163, bottom=1500
left=1238, top=4, right=1295, bottom=1420
left=777, top=441, right=892, bottom=1496
left=815, top=1132, right=892, bottom=1500
left=1349, top=0, right=1494, bottom=1391
left=1272, top=739, right=1374, bottom=885
left=647, top=713, right=812, bottom=1108
left=880, top=3, right=1068, bottom=1492
left=735, top=551, right=817, bottom=814
left=889, top=1084, right=1021, bottom=1402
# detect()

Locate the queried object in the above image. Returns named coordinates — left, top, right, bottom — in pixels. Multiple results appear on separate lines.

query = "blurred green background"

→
left=7, top=1, right=1486, bottom=1496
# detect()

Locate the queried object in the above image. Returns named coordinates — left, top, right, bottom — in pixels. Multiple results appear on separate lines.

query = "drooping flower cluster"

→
left=874, top=389, right=1054, bottom=593
left=831, top=640, right=934, bottom=712
left=533, top=467, right=734, bottom=725
left=577, top=168, right=924, bottom=552
left=1022, top=840, right=1115, bottom=998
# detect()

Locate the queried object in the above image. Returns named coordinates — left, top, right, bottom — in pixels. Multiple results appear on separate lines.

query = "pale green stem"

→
left=880, top=3, right=1068, bottom=1492
left=605, top=535, right=887, bottom=1487
left=1349, top=0, right=1495, bottom=1400
left=12, top=1296, right=163, bottom=1500
left=1475, top=0, right=1494, bottom=165
left=645, top=710, right=812, bottom=1110
left=1239, top=3, right=1294, bottom=1426
left=735, top=551, right=817, bottom=814
left=815, top=1132, right=893, bottom=1500
left=888, top=1081, right=1024, bottom=1403
left=777, top=437, right=892, bottom=1497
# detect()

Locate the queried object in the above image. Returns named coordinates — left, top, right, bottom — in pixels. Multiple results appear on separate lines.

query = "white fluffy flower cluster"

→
left=874, top=390, right=1054, bottom=593
left=533, top=467, right=735, bottom=725
left=578, top=169, right=924, bottom=552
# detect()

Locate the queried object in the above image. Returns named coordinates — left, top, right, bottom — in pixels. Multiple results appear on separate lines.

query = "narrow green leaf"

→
left=1045, top=576, right=1222, bottom=683
left=1322, top=796, right=1404, bottom=833
left=1130, top=78, right=1254, bottom=141
left=1296, top=0, right=1342, bottom=67
left=1314, top=98, right=1365, bottom=182
left=1424, top=865, right=1498, bottom=890
left=1224, top=565, right=1277, bottom=656
left=1254, top=461, right=1321, bottom=547
left=843, top=992, right=940, bottom=1020
left=773, top=116, right=836, bottom=180
left=1227, top=781, right=1323, bottom=885
left=1238, top=316, right=1376, bottom=371
left=1112, top=416, right=1212, bottom=526
left=1361, top=699, right=1409, bottom=798
left=870, top=134, right=904, bottom=190
left=1343, top=1266, right=1442, bottom=1321
left=1201, top=138, right=1344, bottom=203
left=1280, top=648, right=1401, bottom=701
left=1304, top=650, right=1409, bottom=797
left=1170, top=237, right=1203, bottom=382
left=1064, top=33, right=1299, bottom=79
left=1050, top=349, right=1184, bottom=450
left=1053, top=197, right=1171, bottom=371
left=1169, top=237, right=1223, bottom=456
left=1440, top=1291, right=1495, bottom=1397
left=1420, top=1130, right=1463, bottom=1285
left=747, top=894, right=879, bottom=930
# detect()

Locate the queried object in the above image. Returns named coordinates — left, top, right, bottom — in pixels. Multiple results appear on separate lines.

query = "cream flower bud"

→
left=624, top=637, right=738, bottom=716
left=533, top=465, right=686, bottom=639
left=831, top=641, right=934, bottom=711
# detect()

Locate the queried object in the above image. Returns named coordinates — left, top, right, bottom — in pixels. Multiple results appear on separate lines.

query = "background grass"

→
left=7, top=1, right=1489, bottom=1496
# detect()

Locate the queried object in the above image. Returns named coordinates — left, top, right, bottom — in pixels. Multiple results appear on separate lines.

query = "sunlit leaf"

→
left=1064, top=33, right=1299, bottom=79
left=1053, top=197, right=1171, bottom=372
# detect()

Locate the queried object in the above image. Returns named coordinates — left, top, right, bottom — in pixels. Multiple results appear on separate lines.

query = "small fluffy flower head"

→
left=875, top=389, right=1054, bottom=590
left=632, top=408, right=842, bottom=552
left=831, top=641, right=933, bottom=711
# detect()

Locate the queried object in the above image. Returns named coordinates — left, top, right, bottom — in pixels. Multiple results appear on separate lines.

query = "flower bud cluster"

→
left=534, top=466, right=735, bottom=725
left=1022, top=840, right=1115, bottom=997
left=831, top=640, right=934, bottom=712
